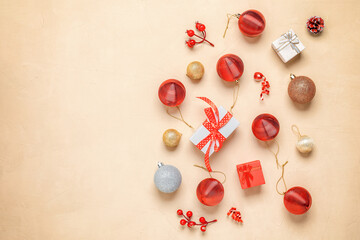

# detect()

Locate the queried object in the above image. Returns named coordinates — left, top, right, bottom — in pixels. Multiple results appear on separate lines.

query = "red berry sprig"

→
left=227, top=207, right=243, bottom=223
left=185, top=22, right=214, bottom=48
left=177, top=209, right=217, bottom=232
left=254, top=72, right=270, bottom=101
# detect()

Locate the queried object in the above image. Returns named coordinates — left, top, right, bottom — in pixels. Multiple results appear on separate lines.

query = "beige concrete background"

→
left=0, top=0, right=359, bottom=239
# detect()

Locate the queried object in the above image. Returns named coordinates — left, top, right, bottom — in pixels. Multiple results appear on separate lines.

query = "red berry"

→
left=195, top=22, right=201, bottom=30
left=180, top=219, right=187, bottom=225
left=186, top=30, right=195, bottom=37
left=177, top=209, right=183, bottom=215
left=199, top=217, right=206, bottom=223
left=187, top=221, right=195, bottom=228
left=198, top=24, right=205, bottom=31
left=186, top=39, right=196, bottom=48
left=186, top=211, right=193, bottom=218
left=200, top=226, right=206, bottom=232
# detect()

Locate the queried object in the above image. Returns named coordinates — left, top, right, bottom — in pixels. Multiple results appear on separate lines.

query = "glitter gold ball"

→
left=288, top=75, right=316, bottom=104
left=186, top=61, right=204, bottom=81
left=163, top=129, right=182, bottom=147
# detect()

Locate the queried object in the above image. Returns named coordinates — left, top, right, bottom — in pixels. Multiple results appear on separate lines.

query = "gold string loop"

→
left=166, top=106, right=194, bottom=129
left=223, top=13, right=240, bottom=38
left=266, top=139, right=280, bottom=169
left=276, top=161, right=288, bottom=195
left=194, top=164, right=227, bottom=184
left=229, top=80, right=240, bottom=114
left=291, top=124, right=302, bottom=139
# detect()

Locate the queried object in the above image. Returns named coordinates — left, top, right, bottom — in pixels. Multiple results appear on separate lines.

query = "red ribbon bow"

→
left=239, top=165, right=254, bottom=187
left=195, top=97, right=232, bottom=172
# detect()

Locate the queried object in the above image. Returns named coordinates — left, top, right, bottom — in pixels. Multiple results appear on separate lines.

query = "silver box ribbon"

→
left=275, top=31, right=300, bottom=54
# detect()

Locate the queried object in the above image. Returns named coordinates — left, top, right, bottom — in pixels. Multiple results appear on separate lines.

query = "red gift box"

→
left=236, top=160, right=265, bottom=189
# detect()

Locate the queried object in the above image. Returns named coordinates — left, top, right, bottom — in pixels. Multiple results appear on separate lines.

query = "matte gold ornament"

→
left=288, top=74, right=316, bottom=104
left=186, top=61, right=204, bottom=81
left=292, top=125, right=314, bottom=154
left=163, top=129, right=182, bottom=147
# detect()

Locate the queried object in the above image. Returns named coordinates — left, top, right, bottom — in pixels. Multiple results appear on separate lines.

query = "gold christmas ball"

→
left=186, top=61, right=204, bottom=81
left=163, top=129, right=182, bottom=148
left=288, top=74, right=316, bottom=104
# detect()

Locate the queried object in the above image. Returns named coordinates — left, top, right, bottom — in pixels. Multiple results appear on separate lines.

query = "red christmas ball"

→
left=216, top=54, right=244, bottom=82
left=238, top=10, right=266, bottom=37
left=284, top=186, right=312, bottom=215
left=158, top=79, right=186, bottom=107
left=252, top=113, right=279, bottom=141
left=196, top=178, right=224, bottom=206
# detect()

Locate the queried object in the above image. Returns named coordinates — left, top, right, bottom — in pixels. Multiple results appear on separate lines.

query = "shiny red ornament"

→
left=238, top=10, right=266, bottom=37
left=216, top=54, right=244, bottom=82
left=158, top=79, right=186, bottom=107
left=196, top=178, right=224, bottom=206
left=252, top=113, right=279, bottom=141
left=284, top=186, right=312, bottom=215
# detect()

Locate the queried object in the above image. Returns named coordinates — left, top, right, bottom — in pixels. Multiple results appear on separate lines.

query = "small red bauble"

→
left=216, top=54, right=244, bottom=82
left=196, top=178, right=224, bottom=206
left=284, top=186, right=312, bottom=215
left=158, top=79, right=186, bottom=107
left=252, top=113, right=280, bottom=141
left=238, top=10, right=266, bottom=37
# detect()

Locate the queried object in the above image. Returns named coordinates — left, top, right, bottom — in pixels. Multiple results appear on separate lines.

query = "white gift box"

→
left=271, top=29, right=305, bottom=63
left=190, top=106, right=239, bottom=156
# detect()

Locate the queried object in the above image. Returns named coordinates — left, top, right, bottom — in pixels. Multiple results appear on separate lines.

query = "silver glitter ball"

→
left=154, top=162, right=182, bottom=193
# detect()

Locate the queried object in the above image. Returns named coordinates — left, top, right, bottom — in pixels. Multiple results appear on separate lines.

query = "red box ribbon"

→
left=238, top=165, right=261, bottom=187
left=195, top=97, right=232, bottom=172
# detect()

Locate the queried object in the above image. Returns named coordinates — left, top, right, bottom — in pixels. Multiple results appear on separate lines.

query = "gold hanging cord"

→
left=166, top=106, right=193, bottom=129
left=266, top=139, right=281, bottom=169
left=276, top=161, right=288, bottom=195
left=291, top=124, right=303, bottom=139
left=194, top=164, right=227, bottom=184
left=223, top=13, right=240, bottom=38
left=229, top=80, right=240, bottom=114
